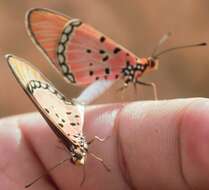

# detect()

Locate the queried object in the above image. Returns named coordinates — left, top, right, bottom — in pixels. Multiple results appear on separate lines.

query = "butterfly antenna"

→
left=153, top=42, right=207, bottom=58
left=25, top=158, right=70, bottom=188
left=151, top=32, right=172, bottom=57
left=89, top=152, right=111, bottom=172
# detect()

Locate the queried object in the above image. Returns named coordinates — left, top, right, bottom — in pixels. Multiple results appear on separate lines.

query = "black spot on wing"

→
left=100, top=36, right=106, bottom=43
left=105, top=68, right=110, bottom=74
left=102, top=55, right=109, bottom=62
left=89, top=70, right=94, bottom=76
left=86, top=49, right=92, bottom=53
left=70, top=123, right=76, bottom=126
left=126, top=60, right=130, bottom=66
left=45, top=108, right=49, bottom=113
left=99, top=49, right=106, bottom=54
left=59, top=123, right=64, bottom=128
left=113, top=47, right=121, bottom=54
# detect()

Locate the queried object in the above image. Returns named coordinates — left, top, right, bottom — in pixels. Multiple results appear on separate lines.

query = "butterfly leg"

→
left=133, top=82, right=139, bottom=98
left=89, top=152, right=111, bottom=172
left=56, top=145, right=67, bottom=151
left=88, top=135, right=110, bottom=145
left=116, top=80, right=130, bottom=101
left=56, top=140, right=68, bottom=152
left=25, top=157, right=70, bottom=188
left=80, top=164, right=86, bottom=186
left=135, top=80, right=158, bottom=100
left=117, top=82, right=128, bottom=92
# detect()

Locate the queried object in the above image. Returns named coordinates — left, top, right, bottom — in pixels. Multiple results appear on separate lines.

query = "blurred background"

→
left=0, top=0, right=209, bottom=117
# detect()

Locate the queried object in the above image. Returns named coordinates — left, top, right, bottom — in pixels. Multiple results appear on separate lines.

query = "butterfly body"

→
left=27, top=8, right=159, bottom=87
left=27, top=8, right=207, bottom=95
left=6, top=54, right=111, bottom=188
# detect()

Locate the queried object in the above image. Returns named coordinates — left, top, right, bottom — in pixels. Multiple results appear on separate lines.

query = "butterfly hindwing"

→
left=26, top=8, right=138, bottom=85
left=6, top=54, right=84, bottom=141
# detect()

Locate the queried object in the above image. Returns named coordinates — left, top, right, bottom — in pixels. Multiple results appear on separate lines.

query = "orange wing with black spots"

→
left=26, top=8, right=139, bottom=85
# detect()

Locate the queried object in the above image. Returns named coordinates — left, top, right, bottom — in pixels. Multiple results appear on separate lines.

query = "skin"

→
left=1, top=98, right=209, bottom=190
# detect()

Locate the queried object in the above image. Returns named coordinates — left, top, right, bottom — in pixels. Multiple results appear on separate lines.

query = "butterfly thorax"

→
left=69, top=133, right=88, bottom=165
left=121, top=57, right=159, bottom=84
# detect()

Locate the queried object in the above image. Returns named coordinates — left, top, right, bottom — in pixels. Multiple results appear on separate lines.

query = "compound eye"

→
left=150, top=60, right=155, bottom=68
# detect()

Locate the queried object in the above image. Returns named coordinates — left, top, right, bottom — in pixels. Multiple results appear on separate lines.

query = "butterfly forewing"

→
left=27, top=80, right=84, bottom=138
left=26, top=8, right=138, bottom=85
left=6, top=54, right=84, bottom=142
left=27, top=8, right=69, bottom=66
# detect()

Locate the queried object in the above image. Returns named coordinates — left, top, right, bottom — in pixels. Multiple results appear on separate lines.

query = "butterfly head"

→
left=71, top=142, right=88, bottom=165
left=146, top=57, right=159, bottom=71
left=135, top=57, right=159, bottom=73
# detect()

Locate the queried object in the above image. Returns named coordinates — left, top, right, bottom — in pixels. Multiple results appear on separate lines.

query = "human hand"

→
left=1, top=98, right=209, bottom=190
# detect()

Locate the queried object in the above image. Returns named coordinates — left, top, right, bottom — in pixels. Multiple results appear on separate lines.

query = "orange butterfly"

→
left=26, top=8, right=206, bottom=99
